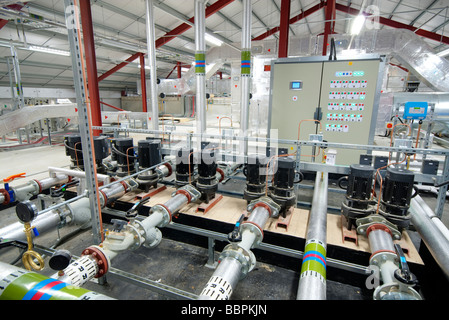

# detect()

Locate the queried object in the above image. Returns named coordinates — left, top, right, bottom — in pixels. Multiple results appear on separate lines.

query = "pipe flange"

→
left=216, top=168, right=225, bottom=182
left=0, top=189, right=10, bottom=205
left=124, top=221, right=146, bottom=250
left=240, top=222, right=264, bottom=248
left=123, top=178, right=139, bottom=192
left=356, top=215, right=402, bottom=240
left=177, top=184, right=201, bottom=203
left=247, top=196, right=281, bottom=218
left=31, top=179, right=43, bottom=194
left=81, top=245, right=110, bottom=278
left=373, top=283, right=421, bottom=300
left=219, top=243, right=256, bottom=279
left=150, top=204, right=172, bottom=228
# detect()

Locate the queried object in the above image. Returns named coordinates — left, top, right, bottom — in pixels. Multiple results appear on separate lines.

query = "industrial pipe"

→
left=195, top=0, right=207, bottom=140
left=55, top=185, right=202, bottom=287
left=410, top=201, right=449, bottom=280
left=0, top=177, right=137, bottom=242
left=198, top=196, right=280, bottom=300
left=356, top=214, right=421, bottom=300
left=411, top=196, right=449, bottom=242
left=296, top=172, right=328, bottom=300
left=145, top=0, right=159, bottom=132
left=239, top=0, right=252, bottom=156
left=0, top=261, right=113, bottom=300
left=1, top=174, right=69, bottom=205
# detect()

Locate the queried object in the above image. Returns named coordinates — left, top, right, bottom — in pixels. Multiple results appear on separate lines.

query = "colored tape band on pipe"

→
left=195, top=53, right=206, bottom=74
left=241, top=51, right=251, bottom=75
left=300, top=240, right=327, bottom=280
left=0, top=272, right=92, bottom=300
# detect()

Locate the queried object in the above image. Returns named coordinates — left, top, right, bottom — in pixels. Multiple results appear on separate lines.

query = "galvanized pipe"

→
left=0, top=210, right=62, bottom=242
left=412, top=196, right=449, bottom=242
left=410, top=201, right=449, bottom=279
left=145, top=0, right=159, bottom=132
left=239, top=0, right=252, bottom=155
left=198, top=205, right=271, bottom=300
left=297, top=172, right=328, bottom=300
left=195, top=0, right=207, bottom=138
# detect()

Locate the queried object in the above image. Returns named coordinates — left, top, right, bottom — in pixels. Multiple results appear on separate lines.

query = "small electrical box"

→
left=403, top=102, right=428, bottom=120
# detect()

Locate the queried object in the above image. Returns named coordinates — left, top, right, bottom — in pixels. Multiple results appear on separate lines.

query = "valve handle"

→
left=228, top=214, right=244, bottom=243
left=126, top=196, right=151, bottom=218
left=394, top=244, right=418, bottom=286
left=3, top=172, right=26, bottom=183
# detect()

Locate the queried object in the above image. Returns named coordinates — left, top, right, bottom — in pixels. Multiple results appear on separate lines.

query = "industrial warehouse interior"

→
left=1, top=0, right=449, bottom=305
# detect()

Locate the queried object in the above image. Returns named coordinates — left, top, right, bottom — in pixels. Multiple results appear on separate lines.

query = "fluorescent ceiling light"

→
left=138, top=64, right=151, bottom=70
left=350, top=15, right=366, bottom=35
left=437, top=48, right=449, bottom=57
left=205, top=33, right=223, bottom=47
left=27, top=45, right=70, bottom=56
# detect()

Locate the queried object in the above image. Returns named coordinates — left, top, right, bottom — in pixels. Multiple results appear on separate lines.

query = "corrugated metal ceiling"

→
left=0, top=0, right=448, bottom=91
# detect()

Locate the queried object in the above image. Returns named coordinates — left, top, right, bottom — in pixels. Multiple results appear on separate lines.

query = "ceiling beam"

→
left=335, top=2, right=449, bottom=45
left=253, top=1, right=325, bottom=41
left=154, top=0, right=235, bottom=48
left=408, top=0, right=438, bottom=26
left=322, top=0, right=336, bottom=55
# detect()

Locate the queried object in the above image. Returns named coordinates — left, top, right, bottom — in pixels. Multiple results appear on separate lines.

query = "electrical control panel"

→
left=269, top=55, right=385, bottom=165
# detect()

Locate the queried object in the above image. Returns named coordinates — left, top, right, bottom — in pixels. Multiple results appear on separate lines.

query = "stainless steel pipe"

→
left=297, top=172, right=328, bottom=300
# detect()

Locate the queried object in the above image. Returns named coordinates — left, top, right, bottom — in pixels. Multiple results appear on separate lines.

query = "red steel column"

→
left=278, top=0, right=291, bottom=58
left=177, top=61, right=182, bottom=78
left=79, top=0, right=102, bottom=136
left=322, top=0, right=336, bottom=56
left=140, top=53, right=148, bottom=112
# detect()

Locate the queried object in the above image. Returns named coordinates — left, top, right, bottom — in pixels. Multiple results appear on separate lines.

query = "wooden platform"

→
left=119, top=187, right=424, bottom=265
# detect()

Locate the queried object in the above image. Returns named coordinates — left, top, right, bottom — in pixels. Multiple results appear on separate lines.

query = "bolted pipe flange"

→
left=81, top=245, right=110, bottom=278
left=149, top=204, right=172, bottom=228
left=356, top=215, right=402, bottom=240
left=246, top=196, right=281, bottom=218
left=124, top=222, right=146, bottom=250
left=219, top=243, right=256, bottom=279
left=373, top=282, right=422, bottom=300
left=175, top=184, right=202, bottom=203
left=130, top=220, right=161, bottom=248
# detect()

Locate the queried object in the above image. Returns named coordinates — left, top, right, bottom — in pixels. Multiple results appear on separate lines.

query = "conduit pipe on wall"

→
left=296, top=172, right=328, bottom=300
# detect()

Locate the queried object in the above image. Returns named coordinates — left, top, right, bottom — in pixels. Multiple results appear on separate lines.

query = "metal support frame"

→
left=322, top=0, right=336, bottom=56
left=335, top=3, right=449, bottom=46
left=64, top=0, right=104, bottom=247
left=278, top=0, right=291, bottom=58
left=139, top=53, right=148, bottom=113
left=94, top=125, right=449, bottom=218
left=253, top=1, right=325, bottom=41
left=79, top=0, right=102, bottom=136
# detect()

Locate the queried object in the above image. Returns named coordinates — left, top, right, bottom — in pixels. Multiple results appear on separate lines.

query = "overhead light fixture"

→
left=437, top=48, right=449, bottom=57
left=27, top=45, right=70, bottom=56
left=350, top=15, right=366, bottom=35
left=205, top=33, right=223, bottom=47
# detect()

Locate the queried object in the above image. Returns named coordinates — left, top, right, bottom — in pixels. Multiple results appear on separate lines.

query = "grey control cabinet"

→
left=268, top=54, right=386, bottom=165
